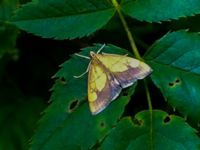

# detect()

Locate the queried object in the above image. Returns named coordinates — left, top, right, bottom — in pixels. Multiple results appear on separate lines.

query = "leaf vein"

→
left=14, top=7, right=114, bottom=22
left=149, top=60, right=200, bottom=76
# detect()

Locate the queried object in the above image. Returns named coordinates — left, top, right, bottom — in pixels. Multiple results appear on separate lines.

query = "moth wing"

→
left=88, top=59, right=121, bottom=115
left=96, top=53, right=152, bottom=88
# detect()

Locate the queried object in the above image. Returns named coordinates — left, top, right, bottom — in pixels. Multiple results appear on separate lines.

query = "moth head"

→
left=90, top=44, right=106, bottom=57
left=90, top=51, right=96, bottom=57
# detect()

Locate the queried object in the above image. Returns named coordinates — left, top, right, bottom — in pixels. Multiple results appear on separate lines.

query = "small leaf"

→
left=102, top=110, right=200, bottom=150
left=121, top=0, right=200, bottom=22
left=144, top=30, right=200, bottom=124
left=12, top=0, right=115, bottom=39
left=31, top=44, right=137, bottom=150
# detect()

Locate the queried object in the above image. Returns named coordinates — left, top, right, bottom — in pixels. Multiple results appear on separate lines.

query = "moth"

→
left=74, top=44, right=152, bottom=115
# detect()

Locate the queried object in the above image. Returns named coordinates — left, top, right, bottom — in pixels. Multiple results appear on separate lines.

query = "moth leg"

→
left=75, top=53, right=90, bottom=59
left=73, top=62, right=91, bottom=78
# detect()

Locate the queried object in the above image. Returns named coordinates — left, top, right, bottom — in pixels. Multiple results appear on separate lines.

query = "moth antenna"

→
left=73, top=62, right=91, bottom=78
left=96, top=44, right=106, bottom=54
left=75, top=53, right=90, bottom=59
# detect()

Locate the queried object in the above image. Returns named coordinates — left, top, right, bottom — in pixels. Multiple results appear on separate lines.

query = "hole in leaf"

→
left=100, top=121, right=105, bottom=128
left=175, top=78, right=180, bottom=83
left=68, top=99, right=79, bottom=113
left=60, top=77, right=66, bottom=84
left=168, top=82, right=174, bottom=87
left=164, top=116, right=171, bottom=123
left=133, top=118, right=143, bottom=126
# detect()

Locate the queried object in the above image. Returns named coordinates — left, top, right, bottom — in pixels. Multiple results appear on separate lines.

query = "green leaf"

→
left=144, top=31, right=200, bottom=124
left=31, top=44, right=137, bottom=150
left=121, top=0, right=200, bottom=22
left=102, top=110, right=200, bottom=150
left=12, top=0, right=115, bottom=39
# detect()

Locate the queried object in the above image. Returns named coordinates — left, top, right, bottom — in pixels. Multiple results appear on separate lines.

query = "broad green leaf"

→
left=12, top=0, right=115, bottom=39
left=121, top=0, right=200, bottom=22
left=31, top=44, right=137, bottom=150
left=102, top=110, right=200, bottom=150
left=144, top=31, right=200, bottom=124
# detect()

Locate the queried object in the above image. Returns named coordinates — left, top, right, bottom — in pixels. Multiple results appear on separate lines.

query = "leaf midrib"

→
left=13, top=7, right=115, bottom=22
left=147, top=60, right=200, bottom=77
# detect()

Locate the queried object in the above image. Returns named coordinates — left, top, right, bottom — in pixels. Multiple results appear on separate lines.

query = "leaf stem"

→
left=144, top=79, right=153, bottom=149
left=144, top=80, right=152, bottom=113
left=112, top=1, right=153, bottom=148
left=112, top=0, right=153, bottom=125
left=111, top=0, right=141, bottom=59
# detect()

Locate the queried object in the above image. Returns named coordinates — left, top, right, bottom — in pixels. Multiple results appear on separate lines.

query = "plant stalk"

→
left=111, top=0, right=141, bottom=59
left=144, top=79, right=153, bottom=149
left=112, top=0, right=154, bottom=148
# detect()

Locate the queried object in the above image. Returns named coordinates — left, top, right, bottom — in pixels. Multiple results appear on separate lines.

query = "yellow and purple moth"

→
left=74, top=44, right=152, bottom=115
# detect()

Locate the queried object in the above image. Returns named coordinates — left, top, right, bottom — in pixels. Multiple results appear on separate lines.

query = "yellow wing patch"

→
left=95, top=53, right=140, bottom=72
left=88, top=61, right=107, bottom=102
